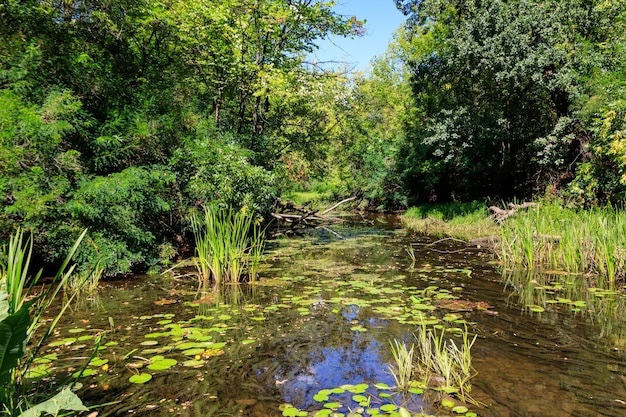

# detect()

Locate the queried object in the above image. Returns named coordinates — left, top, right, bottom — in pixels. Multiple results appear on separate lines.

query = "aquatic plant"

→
left=499, top=202, right=626, bottom=282
left=67, top=256, right=105, bottom=295
left=405, top=244, right=417, bottom=269
left=0, top=228, right=88, bottom=415
left=190, top=205, right=265, bottom=285
left=413, top=325, right=476, bottom=402
left=388, top=339, right=415, bottom=391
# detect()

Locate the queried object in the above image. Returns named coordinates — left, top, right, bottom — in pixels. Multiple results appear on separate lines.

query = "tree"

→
left=393, top=0, right=626, bottom=204
left=0, top=0, right=366, bottom=275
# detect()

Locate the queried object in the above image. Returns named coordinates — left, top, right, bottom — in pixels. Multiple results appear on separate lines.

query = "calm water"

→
left=35, top=218, right=626, bottom=416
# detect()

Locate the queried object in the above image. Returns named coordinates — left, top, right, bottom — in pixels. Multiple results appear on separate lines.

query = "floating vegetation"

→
left=28, top=227, right=495, bottom=417
left=504, top=269, right=626, bottom=348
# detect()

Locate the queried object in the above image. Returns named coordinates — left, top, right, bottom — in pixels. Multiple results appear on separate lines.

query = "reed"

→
left=2, top=229, right=42, bottom=314
left=388, top=339, right=415, bottom=391
left=499, top=202, right=626, bottom=283
left=413, top=325, right=476, bottom=401
left=190, top=206, right=264, bottom=285
left=1, top=228, right=87, bottom=414
left=405, top=244, right=417, bottom=269
left=67, top=256, right=105, bottom=294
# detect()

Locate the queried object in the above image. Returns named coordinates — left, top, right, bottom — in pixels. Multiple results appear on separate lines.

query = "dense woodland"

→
left=1, top=0, right=625, bottom=276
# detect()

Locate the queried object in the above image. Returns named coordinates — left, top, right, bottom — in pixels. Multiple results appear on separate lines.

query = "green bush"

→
left=174, top=136, right=277, bottom=215
left=66, top=166, right=175, bottom=276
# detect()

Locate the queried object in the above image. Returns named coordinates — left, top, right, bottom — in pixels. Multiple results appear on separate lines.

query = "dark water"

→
left=34, top=218, right=626, bottom=416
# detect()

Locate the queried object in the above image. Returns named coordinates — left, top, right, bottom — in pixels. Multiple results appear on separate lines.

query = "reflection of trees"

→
left=50, top=229, right=480, bottom=416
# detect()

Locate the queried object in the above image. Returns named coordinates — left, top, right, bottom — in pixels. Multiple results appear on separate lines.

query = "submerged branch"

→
left=270, top=196, right=358, bottom=234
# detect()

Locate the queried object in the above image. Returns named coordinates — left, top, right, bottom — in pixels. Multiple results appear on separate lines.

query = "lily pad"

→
left=129, top=373, right=152, bottom=384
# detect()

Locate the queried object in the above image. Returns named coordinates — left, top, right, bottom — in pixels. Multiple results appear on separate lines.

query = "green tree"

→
left=0, top=0, right=366, bottom=275
left=393, top=0, right=626, bottom=204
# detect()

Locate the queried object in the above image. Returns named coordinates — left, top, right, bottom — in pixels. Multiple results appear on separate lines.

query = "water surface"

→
left=36, top=219, right=626, bottom=416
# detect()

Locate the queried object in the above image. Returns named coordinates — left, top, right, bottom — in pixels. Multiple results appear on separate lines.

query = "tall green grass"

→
left=1, top=228, right=88, bottom=414
left=413, top=325, right=476, bottom=402
left=499, top=202, right=626, bottom=283
left=388, top=339, right=415, bottom=391
left=190, top=206, right=265, bottom=285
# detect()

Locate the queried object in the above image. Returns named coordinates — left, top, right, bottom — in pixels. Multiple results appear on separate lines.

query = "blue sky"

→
left=309, top=0, right=407, bottom=71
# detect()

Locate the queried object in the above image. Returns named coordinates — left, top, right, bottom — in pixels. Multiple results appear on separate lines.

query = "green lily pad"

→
left=182, top=359, right=205, bottom=367
left=90, top=358, right=109, bottom=367
left=129, top=373, right=152, bottom=384
left=73, top=368, right=97, bottom=378
left=48, top=337, right=76, bottom=347
left=313, top=393, right=329, bottom=402
left=441, top=398, right=456, bottom=408
left=148, top=358, right=178, bottom=370
left=380, top=404, right=397, bottom=412
left=68, top=328, right=85, bottom=333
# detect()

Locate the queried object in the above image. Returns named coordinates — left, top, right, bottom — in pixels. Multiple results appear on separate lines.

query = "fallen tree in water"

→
left=270, top=196, right=357, bottom=233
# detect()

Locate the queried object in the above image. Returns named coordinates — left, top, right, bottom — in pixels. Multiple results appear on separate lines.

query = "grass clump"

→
left=1, top=228, right=89, bottom=415
left=499, top=202, right=626, bottom=283
left=413, top=325, right=476, bottom=402
left=388, top=339, right=415, bottom=392
left=389, top=326, right=477, bottom=404
left=190, top=205, right=265, bottom=286
left=402, top=201, right=498, bottom=240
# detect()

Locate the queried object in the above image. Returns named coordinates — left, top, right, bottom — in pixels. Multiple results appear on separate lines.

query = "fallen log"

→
left=489, top=202, right=537, bottom=221
left=271, top=196, right=358, bottom=230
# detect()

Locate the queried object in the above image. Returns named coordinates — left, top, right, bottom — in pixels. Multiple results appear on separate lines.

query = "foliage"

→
left=0, top=0, right=363, bottom=275
left=388, top=339, right=415, bottom=391
left=190, top=205, right=265, bottom=285
left=499, top=202, right=626, bottom=282
left=176, top=136, right=277, bottom=214
left=403, top=202, right=498, bottom=239
left=0, top=228, right=87, bottom=415
left=66, top=166, right=175, bottom=276
left=304, top=44, right=412, bottom=209
left=413, top=325, right=476, bottom=402
left=393, top=0, right=626, bottom=204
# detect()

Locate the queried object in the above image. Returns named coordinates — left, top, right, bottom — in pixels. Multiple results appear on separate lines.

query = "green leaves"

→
left=18, top=387, right=88, bottom=417
left=0, top=302, right=31, bottom=388
left=394, top=0, right=626, bottom=204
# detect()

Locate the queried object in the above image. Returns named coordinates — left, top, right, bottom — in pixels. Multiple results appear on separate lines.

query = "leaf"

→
left=452, top=405, right=469, bottom=414
left=399, top=407, right=412, bottom=417
left=0, top=302, right=32, bottom=386
left=129, top=373, right=152, bottom=384
left=19, top=387, right=88, bottom=417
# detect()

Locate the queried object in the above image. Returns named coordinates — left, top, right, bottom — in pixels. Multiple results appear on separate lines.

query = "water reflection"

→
left=35, top=221, right=626, bottom=416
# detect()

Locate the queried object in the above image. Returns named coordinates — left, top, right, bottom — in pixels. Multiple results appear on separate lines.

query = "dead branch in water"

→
left=270, top=196, right=358, bottom=234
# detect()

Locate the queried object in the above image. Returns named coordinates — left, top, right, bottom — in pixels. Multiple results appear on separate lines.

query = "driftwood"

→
left=271, top=196, right=357, bottom=230
left=489, top=202, right=537, bottom=222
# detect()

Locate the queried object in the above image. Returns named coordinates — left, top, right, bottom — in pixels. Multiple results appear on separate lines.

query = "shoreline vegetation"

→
left=402, top=199, right=626, bottom=284
left=402, top=200, right=626, bottom=321
left=2, top=0, right=626, bottom=415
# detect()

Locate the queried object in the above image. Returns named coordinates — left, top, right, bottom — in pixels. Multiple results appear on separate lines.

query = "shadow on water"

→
left=33, top=217, right=626, bottom=416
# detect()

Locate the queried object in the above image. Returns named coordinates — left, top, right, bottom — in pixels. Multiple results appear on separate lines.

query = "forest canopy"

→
left=1, top=0, right=626, bottom=275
